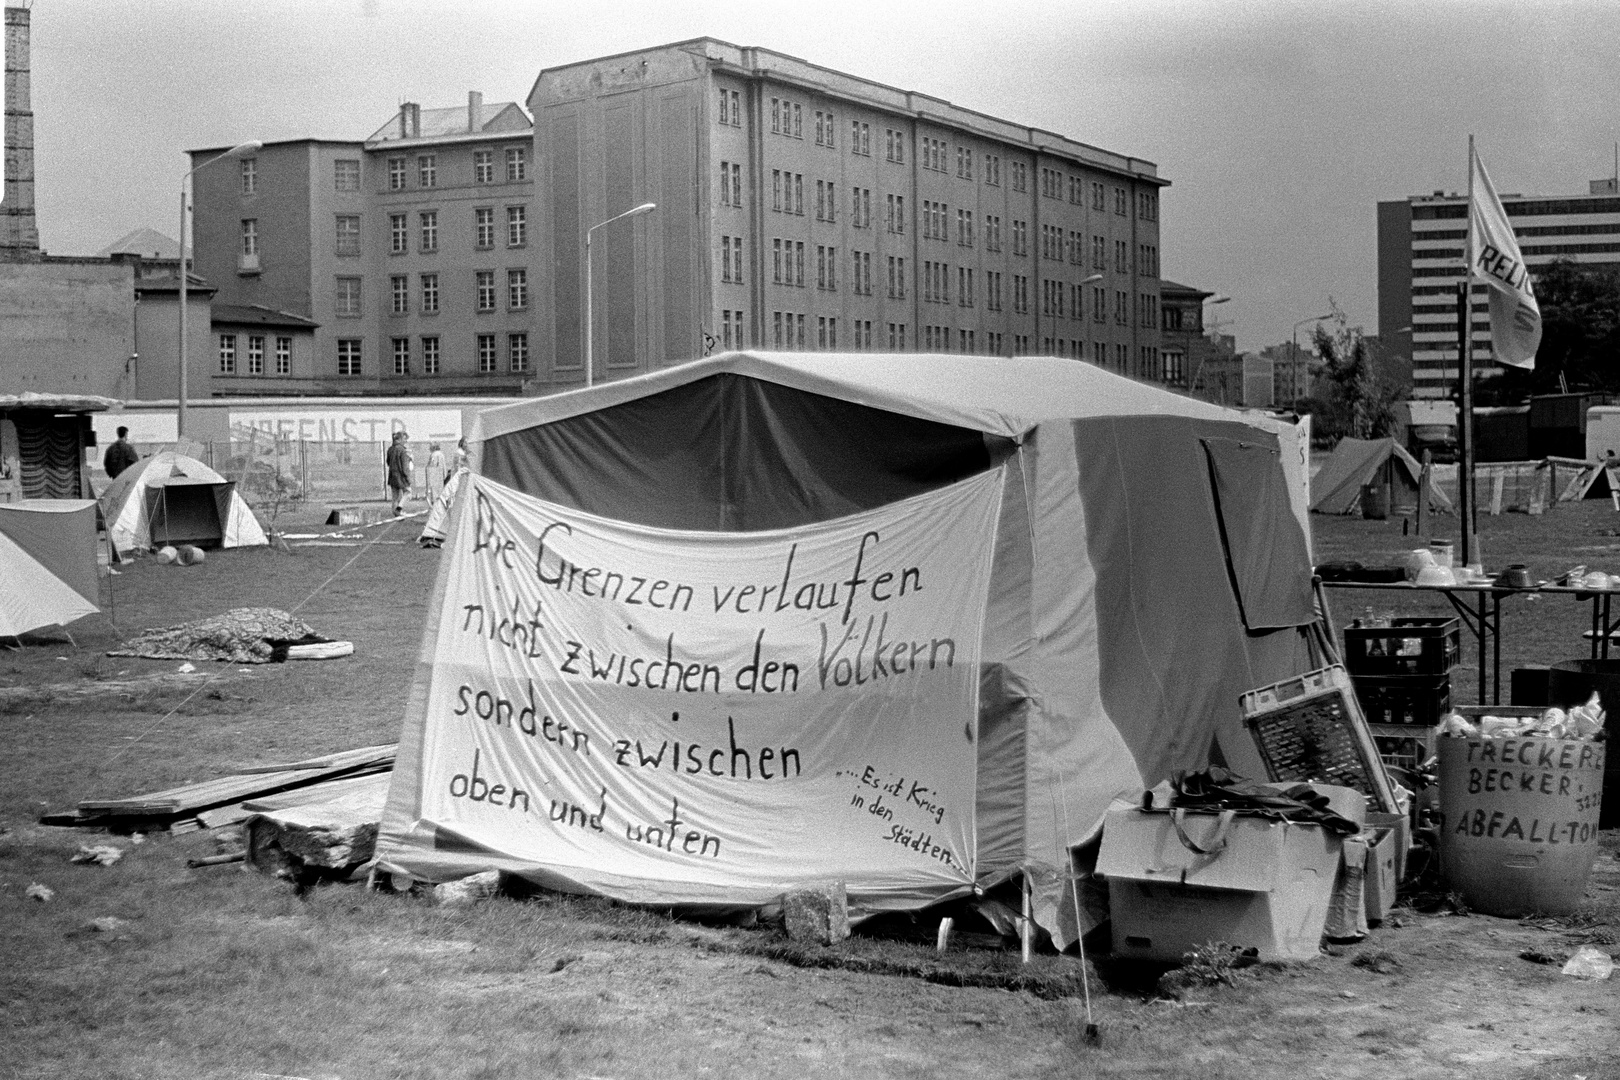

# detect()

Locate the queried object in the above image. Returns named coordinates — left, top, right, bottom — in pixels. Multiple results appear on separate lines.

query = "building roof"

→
left=365, top=101, right=532, bottom=148
left=1159, top=279, right=1215, bottom=301
left=133, top=271, right=216, bottom=297
left=534, top=38, right=1165, bottom=186
left=98, top=228, right=180, bottom=260
left=212, top=303, right=320, bottom=329
left=0, top=392, right=119, bottom=413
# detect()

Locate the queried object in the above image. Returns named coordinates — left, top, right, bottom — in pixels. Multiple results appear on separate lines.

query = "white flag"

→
left=1469, top=149, right=1540, bottom=369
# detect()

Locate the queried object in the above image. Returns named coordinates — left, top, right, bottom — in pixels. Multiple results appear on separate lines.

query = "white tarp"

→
left=380, top=467, right=1005, bottom=906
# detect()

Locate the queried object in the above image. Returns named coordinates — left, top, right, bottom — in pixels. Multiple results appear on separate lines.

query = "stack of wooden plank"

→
left=243, top=771, right=392, bottom=882
left=40, top=744, right=396, bottom=834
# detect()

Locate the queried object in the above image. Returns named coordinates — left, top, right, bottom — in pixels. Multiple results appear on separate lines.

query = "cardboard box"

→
left=1362, top=810, right=1407, bottom=924
left=1096, top=802, right=1342, bottom=962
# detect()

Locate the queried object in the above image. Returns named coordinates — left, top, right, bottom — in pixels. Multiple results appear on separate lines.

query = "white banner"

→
left=1470, top=149, right=1541, bottom=369
left=402, top=469, right=1004, bottom=902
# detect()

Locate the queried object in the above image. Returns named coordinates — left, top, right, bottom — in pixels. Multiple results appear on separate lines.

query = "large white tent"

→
left=98, top=451, right=267, bottom=555
left=377, top=352, right=1320, bottom=939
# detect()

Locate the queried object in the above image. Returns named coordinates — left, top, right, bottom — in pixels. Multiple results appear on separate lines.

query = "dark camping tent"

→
left=1310, top=437, right=1452, bottom=515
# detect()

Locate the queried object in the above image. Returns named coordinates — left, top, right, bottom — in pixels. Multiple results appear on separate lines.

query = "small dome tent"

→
left=377, top=352, right=1321, bottom=942
left=99, top=450, right=268, bottom=555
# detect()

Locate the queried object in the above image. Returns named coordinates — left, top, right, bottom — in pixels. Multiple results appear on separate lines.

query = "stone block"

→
left=782, top=881, right=850, bottom=945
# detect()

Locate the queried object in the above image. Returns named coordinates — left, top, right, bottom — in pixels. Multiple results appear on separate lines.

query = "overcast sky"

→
left=27, top=0, right=1620, bottom=351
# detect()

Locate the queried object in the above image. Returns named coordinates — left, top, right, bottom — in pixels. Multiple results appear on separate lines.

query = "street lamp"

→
left=584, top=202, right=657, bottom=388
left=178, top=139, right=261, bottom=440
left=1049, top=273, right=1104, bottom=358
left=1291, top=311, right=1334, bottom=405
left=1188, top=296, right=1231, bottom=394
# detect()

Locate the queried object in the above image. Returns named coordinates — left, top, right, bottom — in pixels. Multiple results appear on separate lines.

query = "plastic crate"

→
left=1343, top=616, right=1461, bottom=677
left=1369, top=722, right=1440, bottom=773
left=1240, top=666, right=1399, bottom=814
left=1353, top=674, right=1452, bottom=727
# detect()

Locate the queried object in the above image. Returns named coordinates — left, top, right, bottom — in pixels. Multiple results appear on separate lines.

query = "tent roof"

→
left=474, top=351, right=1290, bottom=443
left=0, top=392, right=119, bottom=413
left=99, top=450, right=230, bottom=516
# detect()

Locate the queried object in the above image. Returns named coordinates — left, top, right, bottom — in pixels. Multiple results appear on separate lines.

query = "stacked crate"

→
left=1343, top=617, right=1461, bottom=774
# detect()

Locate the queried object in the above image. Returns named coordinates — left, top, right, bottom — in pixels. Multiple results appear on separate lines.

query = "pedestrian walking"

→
left=427, top=443, right=447, bottom=504
left=103, top=426, right=139, bottom=480
left=385, top=431, right=413, bottom=515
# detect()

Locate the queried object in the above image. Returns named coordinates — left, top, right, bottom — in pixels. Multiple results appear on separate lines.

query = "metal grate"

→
left=1241, top=666, right=1398, bottom=812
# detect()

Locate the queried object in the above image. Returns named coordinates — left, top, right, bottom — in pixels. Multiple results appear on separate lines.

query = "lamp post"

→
left=1050, top=273, right=1104, bottom=359
left=178, top=140, right=261, bottom=441
left=1290, top=311, right=1334, bottom=406
left=1187, top=295, right=1229, bottom=395
left=584, top=202, right=657, bottom=388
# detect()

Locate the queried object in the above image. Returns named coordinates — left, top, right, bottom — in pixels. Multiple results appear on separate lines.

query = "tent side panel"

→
left=1015, top=424, right=1143, bottom=944
left=1074, top=416, right=1313, bottom=788
left=0, top=530, right=98, bottom=636
left=1201, top=437, right=1316, bottom=631
left=375, top=486, right=470, bottom=877
left=972, top=463, right=1037, bottom=878
left=0, top=502, right=97, bottom=605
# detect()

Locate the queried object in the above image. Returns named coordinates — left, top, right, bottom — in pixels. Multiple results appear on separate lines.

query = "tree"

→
left=1484, top=258, right=1620, bottom=401
left=1306, top=301, right=1402, bottom=441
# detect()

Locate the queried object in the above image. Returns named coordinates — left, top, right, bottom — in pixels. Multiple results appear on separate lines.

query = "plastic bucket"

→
left=1547, top=659, right=1620, bottom=828
left=1437, top=734, right=1605, bottom=916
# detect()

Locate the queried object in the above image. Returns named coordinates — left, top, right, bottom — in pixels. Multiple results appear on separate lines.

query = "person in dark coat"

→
left=385, top=431, right=413, bottom=515
left=103, top=426, right=139, bottom=480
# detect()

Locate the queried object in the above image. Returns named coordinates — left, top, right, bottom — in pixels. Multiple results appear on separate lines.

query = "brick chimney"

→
left=467, top=91, right=483, bottom=133
left=399, top=101, right=420, bottom=139
left=1, top=5, right=39, bottom=255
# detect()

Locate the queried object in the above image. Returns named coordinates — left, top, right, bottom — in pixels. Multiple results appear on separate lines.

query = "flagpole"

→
left=1459, top=136, right=1477, bottom=568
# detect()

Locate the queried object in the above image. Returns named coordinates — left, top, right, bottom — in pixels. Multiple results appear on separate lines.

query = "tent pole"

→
left=1020, top=872, right=1033, bottom=964
left=1459, top=137, right=1477, bottom=567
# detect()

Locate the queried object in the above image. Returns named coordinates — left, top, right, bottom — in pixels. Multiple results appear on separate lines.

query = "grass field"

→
left=2, top=502, right=1618, bottom=1080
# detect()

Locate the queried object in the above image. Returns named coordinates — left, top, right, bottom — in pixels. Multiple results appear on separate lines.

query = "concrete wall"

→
left=192, top=142, right=318, bottom=326
left=130, top=290, right=212, bottom=401
left=0, top=258, right=134, bottom=395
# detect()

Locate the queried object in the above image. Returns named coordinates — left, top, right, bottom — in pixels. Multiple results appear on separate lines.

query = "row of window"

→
left=307, top=207, right=527, bottom=258
left=749, top=92, right=1152, bottom=214
left=731, top=228, right=1148, bottom=281
left=723, top=310, right=1156, bottom=369
left=305, top=149, right=526, bottom=197
left=755, top=186, right=1143, bottom=268
left=754, top=243, right=1152, bottom=322
left=333, top=269, right=528, bottom=317
left=768, top=312, right=882, bottom=351
left=330, top=334, right=534, bottom=377
left=217, top=334, right=294, bottom=376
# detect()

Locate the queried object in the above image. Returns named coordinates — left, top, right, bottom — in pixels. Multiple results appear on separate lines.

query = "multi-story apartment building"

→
left=188, top=41, right=1167, bottom=396
left=188, top=93, right=535, bottom=396
left=1378, top=178, right=1620, bottom=399
left=530, top=39, right=1167, bottom=386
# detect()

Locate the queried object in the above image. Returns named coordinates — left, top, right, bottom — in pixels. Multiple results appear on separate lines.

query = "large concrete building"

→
left=189, top=38, right=1169, bottom=395
left=188, top=95, right=535, bottom=396
left=1378, top=178, right=1620, bottom=399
